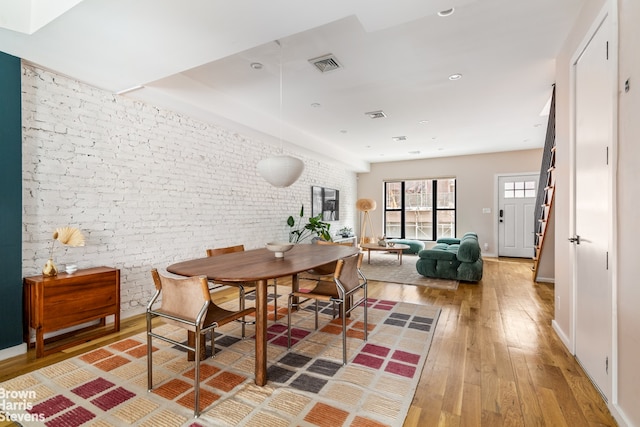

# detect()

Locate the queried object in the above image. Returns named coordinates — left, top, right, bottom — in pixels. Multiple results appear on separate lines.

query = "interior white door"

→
left=498, top=174, right=537, bottom=258
left=574, top=16, right=612, bottom=401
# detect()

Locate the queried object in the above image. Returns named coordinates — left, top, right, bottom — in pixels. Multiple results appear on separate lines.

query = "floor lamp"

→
left=356, top=198, right=377, bottom=245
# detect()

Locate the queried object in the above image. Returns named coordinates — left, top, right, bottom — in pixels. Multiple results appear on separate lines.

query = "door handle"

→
left=568, top=235, right=581, bottom=244
left=499, top=209, right=503, bottom=223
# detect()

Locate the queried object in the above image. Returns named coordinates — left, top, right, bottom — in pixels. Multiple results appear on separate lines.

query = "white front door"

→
left=498, top=174, right=537, bottom=258
left=573, top=15, right=612, bottom=401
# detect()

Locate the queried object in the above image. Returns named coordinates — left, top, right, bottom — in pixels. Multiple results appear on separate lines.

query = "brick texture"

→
left=21, top=64, right=357, bottom=317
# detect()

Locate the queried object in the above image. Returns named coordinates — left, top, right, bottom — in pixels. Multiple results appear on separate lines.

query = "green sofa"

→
left=415, top=232, right=483, bottom=282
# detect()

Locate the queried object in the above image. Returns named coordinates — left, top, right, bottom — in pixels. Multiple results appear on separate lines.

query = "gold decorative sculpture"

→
left=43, top=226, right=85, bottom=277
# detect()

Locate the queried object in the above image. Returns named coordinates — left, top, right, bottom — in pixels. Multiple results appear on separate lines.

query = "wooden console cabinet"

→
left=23, top=266, right=120, bottom=358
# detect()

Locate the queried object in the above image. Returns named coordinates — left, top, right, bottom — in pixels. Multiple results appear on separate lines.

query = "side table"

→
left=23, top=266, right=120, bottom=358
left=333, top=235, right=358, bottom=245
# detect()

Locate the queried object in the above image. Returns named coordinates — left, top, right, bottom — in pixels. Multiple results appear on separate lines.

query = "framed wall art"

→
left=311, top=186, right=339, bottom=221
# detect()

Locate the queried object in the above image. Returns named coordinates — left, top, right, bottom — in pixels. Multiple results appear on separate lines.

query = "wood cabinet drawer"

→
left=23, top=266, right=121, bottom=358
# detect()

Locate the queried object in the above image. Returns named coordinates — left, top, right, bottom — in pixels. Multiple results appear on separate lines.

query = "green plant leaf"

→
left=286, top=204, right=332, bottom=243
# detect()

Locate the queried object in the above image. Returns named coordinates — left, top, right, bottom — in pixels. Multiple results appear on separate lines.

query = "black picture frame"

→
left=311, top=186, right=339, bottom=221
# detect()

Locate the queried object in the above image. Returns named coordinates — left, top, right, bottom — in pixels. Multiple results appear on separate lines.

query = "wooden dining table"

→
left=166, top=243, right=359, bottom=386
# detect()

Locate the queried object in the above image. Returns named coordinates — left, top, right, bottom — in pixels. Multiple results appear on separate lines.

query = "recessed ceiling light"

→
left=419, top=120, right=429, bottom=124
left=409, top=150, right=421, bottom=155
left=311, top=103, right=321, bottom=108
left=438, top=8, right=455, bottom=17
left=392, top=136, right=407, bottom=142
left=340, top=130, right=348, bottom=134
left=250, top=62, right=263, bottom=70
left=448, top=73, right=462, bottom=81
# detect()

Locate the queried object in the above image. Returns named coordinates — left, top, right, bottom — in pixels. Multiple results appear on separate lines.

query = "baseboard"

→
left=121, top=306, right=146, bottom=320
left=609, top=403, right=632, bottom=427
left=552, top=319, right=572, bottom=353
left=0, top=342, right=27, bottom=361
left=536, top=276, right=555, bottom=283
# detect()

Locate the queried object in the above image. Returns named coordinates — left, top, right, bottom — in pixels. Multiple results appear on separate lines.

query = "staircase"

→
left=532, top=87, right=556, bottom=280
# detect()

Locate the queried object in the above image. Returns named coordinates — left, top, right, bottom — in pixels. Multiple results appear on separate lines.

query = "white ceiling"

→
left=0, top=0, right=585, bottom=172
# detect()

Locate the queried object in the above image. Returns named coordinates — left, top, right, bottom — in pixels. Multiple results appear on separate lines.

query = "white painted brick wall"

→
left=21, top=63, right=357, bottom=318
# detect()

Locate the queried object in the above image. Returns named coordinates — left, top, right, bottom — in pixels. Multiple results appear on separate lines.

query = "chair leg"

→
left=272, top=278, right=278, bottom=320
left=239, top=285, right=246, bottom=338
left=194, top=330, right=202, bottom=418
left=341, top=300, right=347, bottom=366
left=146, top=313, right=153, bottom=391
left=314, top=299, right=319, bottom=330
left=212, top=329, right=216, bottom=358
left=363, top=288, right=368, bottom=342
left=287, top=294, right=293, bottom=348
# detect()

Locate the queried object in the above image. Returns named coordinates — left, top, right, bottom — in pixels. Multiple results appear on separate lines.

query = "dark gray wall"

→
left=0, top=51, right=23, bottom=350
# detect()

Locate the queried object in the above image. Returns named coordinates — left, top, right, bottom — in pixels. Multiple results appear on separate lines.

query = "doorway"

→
left=572, top=14, right=612, bottom=402
left=497, top=174, right=537, bottom=258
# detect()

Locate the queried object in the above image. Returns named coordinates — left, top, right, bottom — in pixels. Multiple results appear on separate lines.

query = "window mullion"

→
left=432, top=179, right=437, bottom=241
left=400, top=181, right=406, bottom=238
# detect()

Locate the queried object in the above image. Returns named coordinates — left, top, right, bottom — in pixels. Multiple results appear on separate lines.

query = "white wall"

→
left=553, top=0, right=607, bottom=355
left=356, top=149, right=543, bottom=255
left=554, top=0, right=640, bottom=425
left=616, top=0, right=640, bottom=424
left=20, top=63, right=358, bottom=319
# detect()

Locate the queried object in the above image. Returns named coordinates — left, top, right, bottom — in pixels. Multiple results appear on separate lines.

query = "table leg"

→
left=291, top=273, right=299, bottom=309
left=36, top=328, right=44, bottom=359
left=367, top=249, right=371, bottom=264
left=399, top=249, right=403, bottom=265
left=255, top=278, right=267, bottom=386
left=187, top=331, right=206, bottom=361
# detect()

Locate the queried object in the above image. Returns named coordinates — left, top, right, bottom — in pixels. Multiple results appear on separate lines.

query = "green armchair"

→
left=415, top=232, right=483, bottom=282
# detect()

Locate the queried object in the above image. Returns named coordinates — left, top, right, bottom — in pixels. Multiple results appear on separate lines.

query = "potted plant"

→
left=287, top=205, right=332, bottom=243
left=338, top=226, right=353, bottom=238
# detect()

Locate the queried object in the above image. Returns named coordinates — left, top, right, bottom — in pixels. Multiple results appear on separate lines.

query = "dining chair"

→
left=287, top=252, right=368, bottom=365
left=146, top=269, right=255, bottom=418
left=300, top=239, right=359, bottom=313
left=206, top=245, right=278, bottom=337
left=302, top=239, right=354, bottom=278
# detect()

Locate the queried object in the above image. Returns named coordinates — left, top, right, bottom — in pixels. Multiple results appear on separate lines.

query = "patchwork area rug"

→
left=0, top=294, right=440, bottom=427
left=359, top=252, right=459, bottom=290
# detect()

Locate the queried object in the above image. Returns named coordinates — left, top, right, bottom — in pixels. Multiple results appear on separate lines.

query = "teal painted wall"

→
left=0, top=51, right=23, bottom=350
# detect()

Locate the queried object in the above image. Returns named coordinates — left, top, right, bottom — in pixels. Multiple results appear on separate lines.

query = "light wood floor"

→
left=0, top=257, right=617, bottom=426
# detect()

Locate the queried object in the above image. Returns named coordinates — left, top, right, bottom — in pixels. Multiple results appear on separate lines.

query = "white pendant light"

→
left=257, top=155, right=304, bottom=188
left=257, top=40, right=304, bottom=188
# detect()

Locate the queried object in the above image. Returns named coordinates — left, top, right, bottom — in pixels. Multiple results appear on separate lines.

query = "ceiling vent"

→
left=309, top=54, right=342, bottom=73
left=365, top=110, right=387, bottom=119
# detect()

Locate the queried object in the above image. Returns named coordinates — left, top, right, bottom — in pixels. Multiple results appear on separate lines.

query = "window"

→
left=384, top=179, right=456, bottom=241
left=503, top=180, right=536, bottom=198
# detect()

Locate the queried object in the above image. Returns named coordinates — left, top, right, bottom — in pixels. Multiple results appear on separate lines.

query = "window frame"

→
left=383, top=178, right=457, bottom=241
